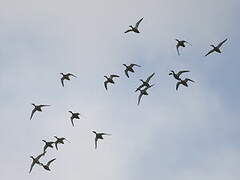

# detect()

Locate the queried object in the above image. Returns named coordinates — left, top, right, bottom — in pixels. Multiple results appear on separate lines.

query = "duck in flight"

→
left=29, top=151, right=46, bottom=173
left=137, top=84, right=154, bottom=105
left=175, top=39, right=192, bottom=56
left=40, top=158, right=56, bottom=171
left=135, top=73, right=155, bottom=92
left=205, top=38, right=227, bottom=56
left=30, top=104, right=50, bottom=120
left=123, top=63, right=141, bottom=78
left=104, top=74, right=120, bottom=90
left=60, top=73, right=77, bottom=87
left=69, top=111, right=81, bottom=127
left=42, top=140, right=54, bottom=152
left=125, top=17, right=144, bottom=33
left=169, top=70, right=190, bottom=81
left=176, top=78, right=195, bottom=90
left=92, top=131, right=111, bottom=149
left=54, top=136, right=70, bottom=150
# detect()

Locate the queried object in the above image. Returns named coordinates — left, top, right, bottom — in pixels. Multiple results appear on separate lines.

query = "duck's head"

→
left=175, top=39, right=180, bottom=42
left=210, top=45, right=215, bottom=48
left=129, top=25, right=134, bottom=28
left=92, top=131, right=97, bottom=134
left=30, top=156, right=34, bottom=160
left=60, top=73, right=64, bottom=76
left=169, top=70, right=174, bottom=75
left=104, top=76, right=108, bottom=79
left=123, top=64, right=127, bottom=67
left=54, top=136, right=58, bottom=139
left=140, top=79, right=145, bottom=83
left=68, top=111, right=73, bottom=114
left=42, top=140, right=46, bottom=143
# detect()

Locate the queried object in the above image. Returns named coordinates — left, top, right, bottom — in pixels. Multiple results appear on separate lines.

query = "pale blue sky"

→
left=0, top=0, right=240, bottom=180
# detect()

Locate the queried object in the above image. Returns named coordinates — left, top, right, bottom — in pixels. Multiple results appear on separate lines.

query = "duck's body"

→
left=205, top=38, right=227, bottom=56
left=123, top=64, right=141, bottom=78
left=169, top=70, right=190, bottom=81
left=137, top=85, right=154, bottom=105
left=30, top=104, right=50, bottom=120
left=42, top=140, right=54, bottom=152
left=135, top=73, right=155, bottom=92
left=69, top=111, right=80, bottom=127
left=92, top=131, right=111, bottom=149
left=40, top=158, right=56, bottom=171
left=104, top=74, right=119, bottom=90
left=176, top=78, right=195, bottom=90
left=60, top=73, right=77, bottom=87
left=176, top=39, right=191, bottom=56
left=125, top=18, right=143, bottom=33
left=29, top=151, right=46, bottom=173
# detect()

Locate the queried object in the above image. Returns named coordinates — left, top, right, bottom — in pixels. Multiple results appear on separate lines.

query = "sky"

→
left=0, top=0, right=240, bottom=179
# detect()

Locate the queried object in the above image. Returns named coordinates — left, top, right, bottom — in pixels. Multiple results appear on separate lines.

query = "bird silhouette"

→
left=125, top=17, right=144, bottom=33
left=92, top=131, right=111, bottom=149
left=30, top=104, right=50, bottom=120
left=60, top=73, right=77, bottom=87
left=135, top=73, right=155, bottom=92
left=40, top=158, right=56, bottom=171
left=29, top=151, right=46, bottom=173
left=104, top=74, right=120, bottom=90
left=175, top=39, right=192, bottom=56
left=169, top=70, right=190, bottom=81
left=176, top=78, right=195, bottom=90
left=123, top=63, right=141, bottom=78
left=205, top=38, right=227, bottom=56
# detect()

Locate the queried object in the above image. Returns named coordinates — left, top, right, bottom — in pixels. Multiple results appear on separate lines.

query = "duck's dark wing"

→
left=205, top=49, right=214, bottom=56
left=124, top=29, right=133, bottom=33
left=71, top=117, right=74, bottom=127
left=55, top=142, right=59, bottom=150
left=176, top=81, right=181, bottom=90
left=68, top=73, right=77, bottom=78
left=101, top=133, right=111, bottom=136
left=95, top=137, right=98, bottom=149
left=146, top=73, right=155, bottom=83
left=130, top=64, right=141, bottom=68
left=61, top=77, right=65, bottom=87
left=137, top=93, right=143, bottom=105
left=124, top=69, right=129, bottom=78
left=135, top=17, right=143, bottom=28
left=176, top=44, right=180, bottom=56
left=39, top=105, right=50, bottom=108
left=110, top=74, right=120, bottom=79
left=217, top=38, right=227, bottom=48
left=29, top=161, right=35, bottom=174
left=30, top=108, right=36, bottom=120
left=104, top=81, right=108, bottom=90
left=47, top=158, right=56, bottom=167
left=185, top=41, right=192, bottom=46
left=177, top=70, right=190, bottom=77
left=186, top=78, right=195, bottom=83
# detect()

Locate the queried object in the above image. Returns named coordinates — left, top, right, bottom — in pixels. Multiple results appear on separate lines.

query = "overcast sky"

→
left=1, top=0, right=240, bottom=179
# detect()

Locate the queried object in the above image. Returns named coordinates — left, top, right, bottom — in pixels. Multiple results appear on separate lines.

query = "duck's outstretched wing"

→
left=217, top=38, right=227, bottom=48
left=186, top=78, right=195, bottom=83
left=176, top=44, right=180, bottom=56
left=176, top=81, right=181, bottom=90
left=30, top=108, right=36, bottom=120
left=146, top=73, right=155, bottom=83
left=47, top=158, right=56, bottom=167
left=68, top=73, right=77, bottom=78
left=95, top=138, right=98, bottom=149
left=29, top=161, right=35, bottom=174
left=110, top=74, right=119, bottom=79
left=137, top=93, right=143, bottom=105
left=104, top=81, right=108, bottom=90
left=177, top=70, right=190, bottom=77
left=71, top=117, right=74, bottom=127
left=205, top=49, right=214, bottom=56
left=61, top=77, right=65, bottom=87
left=124, top=29, right=133, bottom=33
left=39, top=105, right=50, bottom=108
left=130, top=64, right=141, bottom=68
left=124, top=69, right=129, bottom=78
left=135, top=17, right=143, bottom=28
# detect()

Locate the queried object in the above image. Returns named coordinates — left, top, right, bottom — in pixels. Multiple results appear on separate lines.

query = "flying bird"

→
left=135, top=73, right=155, bottom=92
left=123, top=63, right=141, bottom=78
left=69, top=111, right=81, bottom=127
left=92, top=131, right=111, bottom=149
left=40, top=158, right=56, bottom=171
left=169, top=70, right=190, bottom=80
left=124, top=17, right=144, bottom=33
left=42, top=140, right=54, bottom=152
left=175, top=39, right=192, bottom=56
left=29, top=151, right=46, bottom=173
left=60, top=73, right=77, bottom=87
left=205, top=38, right=227, bottom=56
left=30, top=104, right=50, bottom=120
left=176, top=78, right=195, bottom=90
left=54, top=136, right=70, bottom=150
left=104, top=74, right=120, bottom=90
left=137, top=84, right=154, bottom=105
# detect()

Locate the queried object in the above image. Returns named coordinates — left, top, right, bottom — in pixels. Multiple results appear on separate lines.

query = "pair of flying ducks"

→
left=169, top=70, right=195, bottom=90
left=175, top=38, right=227, bottom=56
left=29, top=151, right=55, bottom=173
left=104, top=63, right=141, bottom=90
